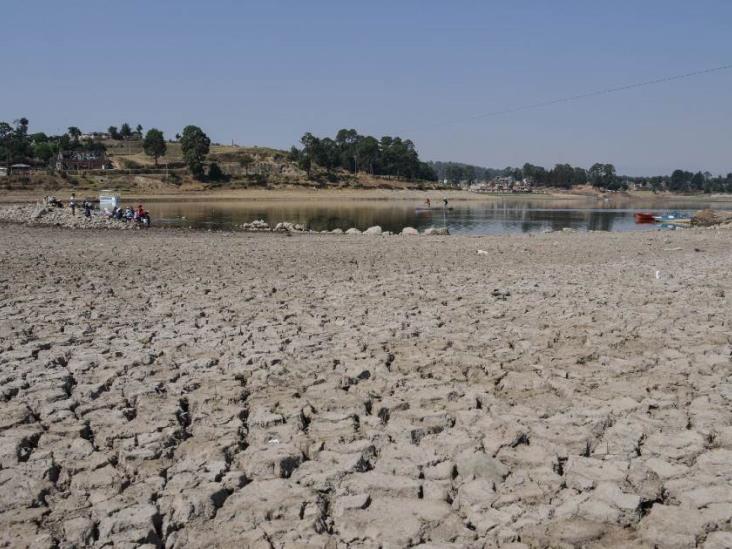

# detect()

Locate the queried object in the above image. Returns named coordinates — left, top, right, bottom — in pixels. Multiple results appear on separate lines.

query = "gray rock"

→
left=364, top=226, right=383, bottom=235
left=401, top=227, right=419, bottom=235
left=345, top=228, right=362, bottom=235
left=423, top=227, right=449, bottom=235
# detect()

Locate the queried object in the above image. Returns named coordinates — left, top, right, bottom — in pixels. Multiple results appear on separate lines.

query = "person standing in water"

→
left=425, top=197, right=431, bottom=208
left=443, top=197, right=448, bottom=208
left=69, top=193, right=76, bottom=216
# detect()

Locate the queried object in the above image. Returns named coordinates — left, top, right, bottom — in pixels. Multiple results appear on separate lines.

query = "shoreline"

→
left=3, top=186, right=732, bottom=205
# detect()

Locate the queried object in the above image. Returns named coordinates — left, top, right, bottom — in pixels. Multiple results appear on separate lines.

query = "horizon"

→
left=2, top=1, right=731, bottom=176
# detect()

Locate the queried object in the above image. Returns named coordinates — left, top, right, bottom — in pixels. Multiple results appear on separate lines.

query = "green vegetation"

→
left=180, top=125, right=211, bottom=179
left=290, top=129, right=437, bottom=181
left=142, top=129, right=167, bottom=166
left=3, top=115, right=732, bottom=193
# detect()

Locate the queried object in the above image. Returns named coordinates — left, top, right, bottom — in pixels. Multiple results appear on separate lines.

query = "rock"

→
left=30, top=206, right=48, bottom=220
left=401, top=227, right=419, bottom=235
left=345, top=228, right=362, bottom=235
left=364, top=226, right=382, bottom=235
left=331, top=228, right=344, bottom=234
left=423, top=227, right=449, bottom=235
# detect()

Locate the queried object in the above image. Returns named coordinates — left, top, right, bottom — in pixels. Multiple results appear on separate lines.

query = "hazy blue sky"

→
left=2, top=1, right=730, bottom=175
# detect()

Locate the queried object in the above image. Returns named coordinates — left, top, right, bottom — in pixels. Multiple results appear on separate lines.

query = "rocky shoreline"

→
left=1, top=224, right=731, bottom=548
left=0, top=205, right=450, bottom=235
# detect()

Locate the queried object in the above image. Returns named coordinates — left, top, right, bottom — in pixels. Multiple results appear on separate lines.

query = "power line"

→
left=398, top=63, right=732, bottom=133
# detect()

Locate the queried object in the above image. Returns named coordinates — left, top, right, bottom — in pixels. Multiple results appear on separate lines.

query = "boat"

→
left=653, top=211, right=689, bottom=223
left=634, top=212, right=656, bottom=224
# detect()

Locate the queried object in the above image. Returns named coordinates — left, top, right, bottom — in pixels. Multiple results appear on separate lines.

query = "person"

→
left=69, top=193, right=76, bottom=216
left=125, top=207, right=134, bottom=222
left=425, top=198, right=431, bottom=208
left=443, top=197, right=448, bottom=208
left=137, top=204, right=145, bottom=220
left=83, top=200, right=91, bottom=218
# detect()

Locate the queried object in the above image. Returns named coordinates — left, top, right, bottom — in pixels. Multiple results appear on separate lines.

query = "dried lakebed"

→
left=1, top=225, right=731, bottom=548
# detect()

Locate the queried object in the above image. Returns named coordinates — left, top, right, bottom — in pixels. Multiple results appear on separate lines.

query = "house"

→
left=10, top=164, right=31, bottom=175
left=0, top=167, right=7, bottom=177
left=55, top=151, right=107, bottom=171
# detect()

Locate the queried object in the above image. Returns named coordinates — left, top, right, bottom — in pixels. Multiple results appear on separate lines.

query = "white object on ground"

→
left=477, top=250, right=489, bottom=255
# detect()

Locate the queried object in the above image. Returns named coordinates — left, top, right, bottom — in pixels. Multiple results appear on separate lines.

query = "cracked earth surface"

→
left=1, top=225, right=731, bottom=548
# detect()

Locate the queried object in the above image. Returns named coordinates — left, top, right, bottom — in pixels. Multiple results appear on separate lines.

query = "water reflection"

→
left=144, top=197, right=720, bottom=235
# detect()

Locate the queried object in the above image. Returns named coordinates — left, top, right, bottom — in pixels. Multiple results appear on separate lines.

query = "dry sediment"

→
left=0, top=224, right=731, bottom=548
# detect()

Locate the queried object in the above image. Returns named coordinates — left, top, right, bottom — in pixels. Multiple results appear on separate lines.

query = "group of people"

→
left=109, top=204, right=151, bottom=226
left=47, top=194, right=93, bottom=217
left=52, top=193, right=151, bottom=225
left=424, top=197, right=449, bottom=208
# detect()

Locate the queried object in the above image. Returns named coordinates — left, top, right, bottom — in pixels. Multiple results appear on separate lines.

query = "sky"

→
left=1, top=1, right=731, bottom=175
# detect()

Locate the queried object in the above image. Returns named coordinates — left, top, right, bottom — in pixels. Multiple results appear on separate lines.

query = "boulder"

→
left=423, top=227, right=449, bottom=235
left=345, top=228, right=362, bottom=235
left=331, top=228, right=344, bottom=234
left=401, top=227, right=419, bottom=236
left=364, top=226, right=383, bottom=235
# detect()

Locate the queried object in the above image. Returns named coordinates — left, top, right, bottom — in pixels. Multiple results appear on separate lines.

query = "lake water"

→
left=141, top=196, right=727, bottom=235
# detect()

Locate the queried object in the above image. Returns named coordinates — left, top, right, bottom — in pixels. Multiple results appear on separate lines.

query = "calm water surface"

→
left=140, top=196, right=727, bottom=235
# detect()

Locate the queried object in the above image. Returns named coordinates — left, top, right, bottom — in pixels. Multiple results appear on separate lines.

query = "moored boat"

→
left=634, top=212, right=656, bottom=223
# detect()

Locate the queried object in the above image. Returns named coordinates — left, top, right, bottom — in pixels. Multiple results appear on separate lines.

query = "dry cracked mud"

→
left=0, top=224, right=731, bottom=548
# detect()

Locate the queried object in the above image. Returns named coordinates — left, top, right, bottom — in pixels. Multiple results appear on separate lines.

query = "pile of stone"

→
left=342, top=226, right=449, bottom=236
left=239, top=219, right=272, bottom=231
left=239, top=222, right=449, bottom=236
left=691, top=209, right=732, bottom=228
left=0, top=204, right=132, bottom=230
left=239, top=220, right=309, bottom=232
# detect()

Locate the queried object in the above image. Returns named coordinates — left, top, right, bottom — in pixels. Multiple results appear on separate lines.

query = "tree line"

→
left=432, top=159, right=732, bottom=193
left=0, top=117, right=214, bottom=179
left=288, top=129, right=437, bottom=181
left=5, top=117, right=732, bottom=191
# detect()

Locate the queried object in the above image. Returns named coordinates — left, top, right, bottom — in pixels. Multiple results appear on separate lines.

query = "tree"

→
left=690, top=171, right=705, bottom=192
left=33, top=142, right=54, bottom=163
left=108, top=126, right=120, bottom=140
left=142, top=128, right=167, bottom=166
left=135, top=124, right=143, bottom=137
left=67, top=127, right=82, bottom=142
left=0, top=122, right=13, bottom=167
left=669, top=169, right=692, bottom=192
left=208, top=162, right=225, bottom=182
left=120, top=123, right=132, bottom=140
left=356, top=136, right=379, bottom=174
left=589, top=163, right=618, bottom=189
left=180, top=125, right=210, bottom=178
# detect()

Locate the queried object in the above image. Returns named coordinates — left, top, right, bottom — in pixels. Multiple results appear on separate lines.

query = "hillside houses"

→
left=470, top=176, right=533, bottom=193
left=55, top=150, right=109, bottom=171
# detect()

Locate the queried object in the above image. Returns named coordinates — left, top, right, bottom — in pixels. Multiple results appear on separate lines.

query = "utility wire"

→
left=398, top=63, right=732, bottom=133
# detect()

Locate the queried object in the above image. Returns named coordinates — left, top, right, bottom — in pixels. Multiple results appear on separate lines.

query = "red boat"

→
left=634, top=212, right=656, bottom=224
